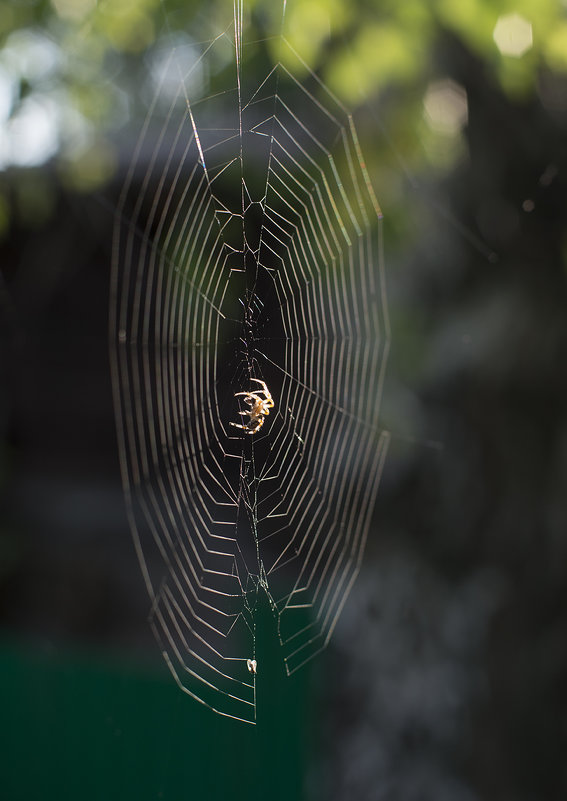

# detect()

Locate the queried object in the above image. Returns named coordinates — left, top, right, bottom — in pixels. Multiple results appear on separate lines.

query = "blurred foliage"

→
left=0, top=0, right=565, bottom=211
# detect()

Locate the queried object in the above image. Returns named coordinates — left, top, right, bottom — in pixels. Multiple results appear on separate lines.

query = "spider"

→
left=230, top=378, right=274, bottom=434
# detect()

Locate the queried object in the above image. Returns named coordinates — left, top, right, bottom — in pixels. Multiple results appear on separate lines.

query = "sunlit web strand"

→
left=110, top=2, right=390, bottom=724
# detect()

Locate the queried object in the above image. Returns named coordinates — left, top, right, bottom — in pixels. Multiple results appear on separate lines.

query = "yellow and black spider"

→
left=230, top=379, right=274, bottom=434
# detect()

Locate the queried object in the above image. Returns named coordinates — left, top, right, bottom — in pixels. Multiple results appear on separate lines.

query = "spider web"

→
left=110, top=0, right=390, bottom=724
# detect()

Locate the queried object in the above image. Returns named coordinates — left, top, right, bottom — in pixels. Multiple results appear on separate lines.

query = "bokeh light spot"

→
left=493, top=13, right=533, bottom=58
left=423, top=79, right=468, bottom=135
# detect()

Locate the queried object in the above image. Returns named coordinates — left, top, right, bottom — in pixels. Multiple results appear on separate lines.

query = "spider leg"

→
left=250, top=379, right=269, bottom=392
left=234, top=392, right=254, bottom=402
left=248, top=381, right=273, bottom=404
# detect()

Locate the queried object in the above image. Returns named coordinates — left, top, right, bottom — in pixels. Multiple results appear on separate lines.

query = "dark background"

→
left=1, top=1, right=567, bottom=799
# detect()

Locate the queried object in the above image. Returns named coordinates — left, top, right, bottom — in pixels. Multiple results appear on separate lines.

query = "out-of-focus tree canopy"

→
left=0, top=0, right=566, bottom=216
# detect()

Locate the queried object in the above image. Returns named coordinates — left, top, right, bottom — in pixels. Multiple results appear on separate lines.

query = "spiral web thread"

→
left=110, top=0, right=390, bottom=724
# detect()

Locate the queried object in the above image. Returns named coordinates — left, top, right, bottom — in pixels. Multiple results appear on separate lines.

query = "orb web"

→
left=110, top=1, right=390, bottom=724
